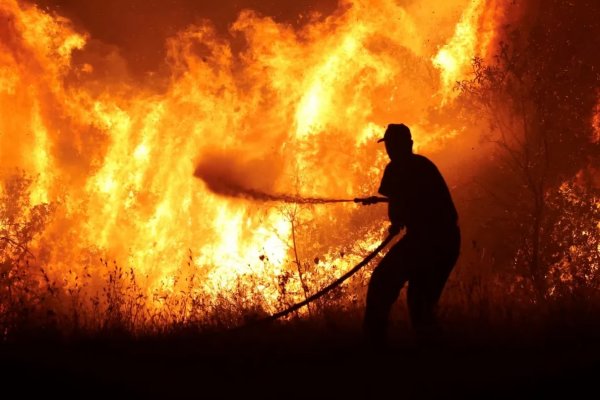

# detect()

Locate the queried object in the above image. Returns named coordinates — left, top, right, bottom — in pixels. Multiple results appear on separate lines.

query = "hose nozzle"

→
left=354, top=196, right=389, bottom=205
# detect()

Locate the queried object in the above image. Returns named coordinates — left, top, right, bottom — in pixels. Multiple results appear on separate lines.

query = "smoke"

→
left=194, top=152, right=354, bottom=204
left=31, top=0, right=340, bottom=78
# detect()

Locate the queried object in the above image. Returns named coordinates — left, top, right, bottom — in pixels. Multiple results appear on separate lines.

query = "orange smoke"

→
left=0, top=0, right=504, bottom=321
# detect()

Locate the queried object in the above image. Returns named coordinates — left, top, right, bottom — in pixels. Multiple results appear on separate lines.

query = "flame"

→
left=433, top=0, right=500, bottom=101
left=0, top=0, right=503, bottom=323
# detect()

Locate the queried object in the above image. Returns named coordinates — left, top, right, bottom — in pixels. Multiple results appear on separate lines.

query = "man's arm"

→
left=355, top=195, right=402, bottom=234
left=386, top=199, right=405, bottom=235
left=354, top=196, right=388, bottom=205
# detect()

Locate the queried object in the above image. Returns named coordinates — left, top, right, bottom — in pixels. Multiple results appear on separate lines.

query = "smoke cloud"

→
left=31, top=0, right=340, bottom=78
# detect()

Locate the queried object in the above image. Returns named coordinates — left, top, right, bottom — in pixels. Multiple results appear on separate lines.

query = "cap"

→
left=377, top=123, right=411, bottom=143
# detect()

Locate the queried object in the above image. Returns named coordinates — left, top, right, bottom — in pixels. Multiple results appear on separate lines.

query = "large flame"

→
left=0, top=0, right=503, bottom=321
left=432, top=0, right=500, bottom=101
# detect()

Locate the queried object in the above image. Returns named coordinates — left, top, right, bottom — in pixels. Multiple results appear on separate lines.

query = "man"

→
left=362, top=123, right=460, bottom=346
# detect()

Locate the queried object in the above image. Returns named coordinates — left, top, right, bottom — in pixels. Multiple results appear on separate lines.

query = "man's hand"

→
left=388, top=224, right=403, bottom=236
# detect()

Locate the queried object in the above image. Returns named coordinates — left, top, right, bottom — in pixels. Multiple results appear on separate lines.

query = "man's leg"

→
left=364, top=240, right=413, bottom=347
left=429, top=227, right=461, bottom=306
left=407, top=228, right=461, bottom=342
left=407, top=274, right=438, bottom=342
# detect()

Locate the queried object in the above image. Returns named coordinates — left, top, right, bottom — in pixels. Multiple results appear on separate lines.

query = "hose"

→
left=233, top=232, right=396, bottom=331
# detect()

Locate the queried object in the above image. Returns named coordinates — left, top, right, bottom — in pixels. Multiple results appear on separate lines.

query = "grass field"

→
left=2, top=298, right=600, bottom=398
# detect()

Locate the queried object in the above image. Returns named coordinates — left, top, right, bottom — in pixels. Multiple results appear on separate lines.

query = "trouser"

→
left=363, top=226, right=460, bottom=344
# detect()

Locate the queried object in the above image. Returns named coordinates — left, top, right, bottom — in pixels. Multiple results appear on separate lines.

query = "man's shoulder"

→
left=385, top=155, right=440, bottom=175
left=411, top=153, right=433, bottom=163
left=411, top=154, right=438, bottom=171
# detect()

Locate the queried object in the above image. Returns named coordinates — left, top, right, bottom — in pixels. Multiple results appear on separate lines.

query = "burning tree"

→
left=457, top=0, right=600, bottom=302
left=0, top=173, right=52, bottom=332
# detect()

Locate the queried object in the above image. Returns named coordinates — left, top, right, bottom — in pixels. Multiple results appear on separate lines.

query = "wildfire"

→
left=432, top=0, right=500, bottom=101
left=0, top=0, right=503, bottom=324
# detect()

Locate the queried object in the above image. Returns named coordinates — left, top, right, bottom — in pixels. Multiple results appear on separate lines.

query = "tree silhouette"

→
left=457, top=1, right=600, bottom=301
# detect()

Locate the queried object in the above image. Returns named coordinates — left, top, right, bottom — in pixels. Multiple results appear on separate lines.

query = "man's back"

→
left=378, top=154, right=457, bottom=235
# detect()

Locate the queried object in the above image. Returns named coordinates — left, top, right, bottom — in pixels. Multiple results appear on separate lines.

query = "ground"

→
left=2, top=319, right=600, bottom=399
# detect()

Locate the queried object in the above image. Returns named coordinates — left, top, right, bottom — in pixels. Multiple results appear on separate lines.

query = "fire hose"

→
left=229, top=196, right=394, bottom=331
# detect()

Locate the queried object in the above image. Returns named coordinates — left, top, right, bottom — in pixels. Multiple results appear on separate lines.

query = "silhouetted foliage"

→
left=457, top=1, right=600, bottom=300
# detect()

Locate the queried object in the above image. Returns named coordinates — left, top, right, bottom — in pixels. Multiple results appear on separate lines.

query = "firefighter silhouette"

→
left=361, top=123, right=460, bottom=346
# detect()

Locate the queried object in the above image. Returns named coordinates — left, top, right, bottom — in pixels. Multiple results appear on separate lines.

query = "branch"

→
left=0, top=236, right=35, bottom=259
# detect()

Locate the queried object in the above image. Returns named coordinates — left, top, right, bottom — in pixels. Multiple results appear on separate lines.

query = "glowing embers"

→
left=593, top=95, right=600, bottom=143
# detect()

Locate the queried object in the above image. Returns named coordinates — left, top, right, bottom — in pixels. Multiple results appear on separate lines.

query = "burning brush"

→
left=193, top=150, right=391, bottom=326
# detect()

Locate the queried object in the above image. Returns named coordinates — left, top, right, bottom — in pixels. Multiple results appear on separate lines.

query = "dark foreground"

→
left=2, top=320, right=600, bottom=399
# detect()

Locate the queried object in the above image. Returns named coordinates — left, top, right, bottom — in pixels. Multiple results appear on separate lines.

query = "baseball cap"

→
left=377, top=123, right=412, bottom=143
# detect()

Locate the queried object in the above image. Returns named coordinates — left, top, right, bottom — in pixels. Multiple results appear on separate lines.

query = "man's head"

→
left=378, top=123, right=413, bottom=161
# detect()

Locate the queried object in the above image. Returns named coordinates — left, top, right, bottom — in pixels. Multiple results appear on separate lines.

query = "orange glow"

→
left=0, top=0, right=503, bottom=323
left=433, top=0, right=500, bottom=101
left=593, top=96, right=600, bottom=143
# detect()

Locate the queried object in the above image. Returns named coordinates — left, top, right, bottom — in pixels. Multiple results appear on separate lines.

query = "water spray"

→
left=193, top=162, right=388, bottom=205
left=202, top=183, right=389, bottom=205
